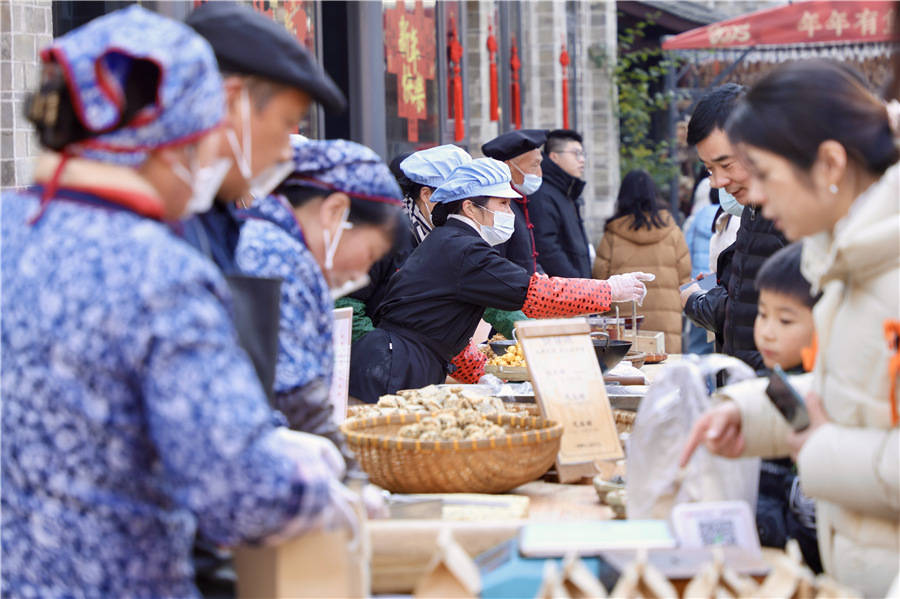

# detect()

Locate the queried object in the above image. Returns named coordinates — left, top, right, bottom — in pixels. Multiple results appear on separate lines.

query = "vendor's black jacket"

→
left=349, top=231, right=414, bottom=325
left=376, top=217, right=530, bottom=360
left=181, top=201, right=244, bottom=274
left=527, top=156, right=591, bottom=279
left=684, top=205, right=787, bottom=372
left=497, top=196, right=539, bottom=276
left=352, top=215, right=535, bottom=326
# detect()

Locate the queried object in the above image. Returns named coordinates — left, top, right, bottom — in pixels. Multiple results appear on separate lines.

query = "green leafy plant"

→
left=601, top=14, right=688, bottom=194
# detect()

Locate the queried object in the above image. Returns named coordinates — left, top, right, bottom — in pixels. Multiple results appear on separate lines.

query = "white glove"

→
left=608, top=272, right=655, bottom=306
left=271, top=427, right=346, bottom=480
left=361, top=484, right=390, bottom=520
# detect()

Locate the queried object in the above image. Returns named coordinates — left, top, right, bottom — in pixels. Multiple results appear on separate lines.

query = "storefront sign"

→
left=663, top=0, right=896, bottom=50
left=384, top=0, right=436, bottom=143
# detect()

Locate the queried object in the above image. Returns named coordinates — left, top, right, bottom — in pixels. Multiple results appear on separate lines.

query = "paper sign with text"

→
left=329, top=307, right=353, bottom=424
left=515, top=318, right=624, bottom=480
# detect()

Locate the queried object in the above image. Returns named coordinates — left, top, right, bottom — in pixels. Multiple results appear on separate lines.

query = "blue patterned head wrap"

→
left=279, top=139, right=403, bottom=205
left=40, top=5, right=224, bottom=167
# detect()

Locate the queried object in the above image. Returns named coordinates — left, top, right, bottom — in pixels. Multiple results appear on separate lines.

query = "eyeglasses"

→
left=557, top=149, right=585, bottom=159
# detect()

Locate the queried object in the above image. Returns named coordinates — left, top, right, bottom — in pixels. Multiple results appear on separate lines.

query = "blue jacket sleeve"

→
left=141, top=275, right=332, bottom=547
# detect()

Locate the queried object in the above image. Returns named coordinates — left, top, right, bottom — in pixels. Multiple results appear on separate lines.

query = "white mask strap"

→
left=324, top=207, right=353, bottom=271
left=225, top=86, right=254, bottom=181
left=171, top=145, right=199, bottom=187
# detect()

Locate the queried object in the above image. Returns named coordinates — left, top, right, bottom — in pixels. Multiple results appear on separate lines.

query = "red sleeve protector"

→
left=450, top=341, right=488, bottom=385
left=521, top=273, right=612, bottom=319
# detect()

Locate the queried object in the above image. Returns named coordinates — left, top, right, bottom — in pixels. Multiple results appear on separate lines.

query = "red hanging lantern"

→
left=510, top=35, right=521, bottom=130
left=559, top=36, right=570, bottom=130
left=448, top=16, right=465, bottom=141
left=486, top=18, right=499, bottom=122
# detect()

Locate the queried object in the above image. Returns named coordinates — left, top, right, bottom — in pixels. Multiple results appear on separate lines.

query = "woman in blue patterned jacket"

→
left=1, top=7, right=350, bottom=597
left=236, top=138, right=405, bottom=470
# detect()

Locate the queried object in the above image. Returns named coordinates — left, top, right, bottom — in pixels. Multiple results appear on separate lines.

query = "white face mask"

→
left=247, top=160, right=293, bottom=205
left=510, top=161, right=542, bottom=195
left=183, top=158, right=233, bottom=216
left=171, top=147, right=233, bottom=217
left=476, top=205, right=515, bottom=246
left=719, top=189, right=744, bottom=216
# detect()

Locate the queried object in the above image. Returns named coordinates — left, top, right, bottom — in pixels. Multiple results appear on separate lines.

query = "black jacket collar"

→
left=540, top=155, right=586, bottom=200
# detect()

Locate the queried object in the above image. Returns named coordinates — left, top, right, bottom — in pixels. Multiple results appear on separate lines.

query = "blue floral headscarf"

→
left=39, top=5, right=224, bottom=167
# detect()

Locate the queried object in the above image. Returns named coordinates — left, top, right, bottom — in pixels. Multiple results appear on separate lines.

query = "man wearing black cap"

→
left=183, top=1, right=346, bottom=274
left=182, top=1, right=347, bottom=394
left=180, top=4, right=346, bottom=597
left=481, top=129, right=549, bottom=275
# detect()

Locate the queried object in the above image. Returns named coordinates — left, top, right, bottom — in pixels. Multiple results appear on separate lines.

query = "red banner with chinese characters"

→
left=662, top=0, right=895, bottom=50
left=384, top=0, right=436, bottom=143
left=193, top=1, right=313, bottom=49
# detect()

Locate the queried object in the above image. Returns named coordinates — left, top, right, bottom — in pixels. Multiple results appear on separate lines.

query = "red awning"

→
left=662, top=0, right=896, bottom=50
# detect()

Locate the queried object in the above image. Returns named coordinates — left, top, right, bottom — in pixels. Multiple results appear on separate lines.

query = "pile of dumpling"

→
left=351, top=384, right=510, bottom=419
left=396, top=410, right=507, bottom=441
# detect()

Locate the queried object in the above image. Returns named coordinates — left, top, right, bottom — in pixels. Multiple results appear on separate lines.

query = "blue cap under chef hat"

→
left=278, top=138, right=403, bottom=205
left=399, top=144, right=472, bottom=188
left=39, top=5, right=224, bottom=167
left=429, top=157, right=521, bottom=204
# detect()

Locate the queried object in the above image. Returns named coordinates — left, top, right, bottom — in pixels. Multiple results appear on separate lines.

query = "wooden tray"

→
left=623, top=351, right=646, bottom=369
left=484, top=364, right=530, bottom=381
left=644, top=352, right=668, bottom=364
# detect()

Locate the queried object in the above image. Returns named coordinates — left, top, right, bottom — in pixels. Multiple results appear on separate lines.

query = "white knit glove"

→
left=608, top=272, right=655, bottom=305
left=361, top=483, right=390, bottom=520
left=271, top=427, right=346, bottom=480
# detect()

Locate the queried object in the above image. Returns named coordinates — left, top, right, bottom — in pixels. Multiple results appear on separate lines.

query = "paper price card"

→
left=515, top=318, right=623, bottom=481
left=329, top=307, right=353, bottom=424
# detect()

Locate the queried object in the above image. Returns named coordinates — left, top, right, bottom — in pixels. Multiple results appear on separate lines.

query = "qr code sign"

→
left=698, top=519, right=737, bottom=546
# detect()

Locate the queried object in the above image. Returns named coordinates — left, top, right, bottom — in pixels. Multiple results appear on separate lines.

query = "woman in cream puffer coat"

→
left=681, top=60, right=899, bottom=597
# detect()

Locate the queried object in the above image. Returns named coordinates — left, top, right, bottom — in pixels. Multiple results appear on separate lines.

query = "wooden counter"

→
left=640, top=352, right=682, bottom=382
left=369, top=480, right=609, bottom=594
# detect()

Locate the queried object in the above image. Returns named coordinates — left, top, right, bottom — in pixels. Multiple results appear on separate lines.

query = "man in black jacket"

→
left=528, top=129, right=593, bottom=278
left=680, top=84, right=787, bottom=372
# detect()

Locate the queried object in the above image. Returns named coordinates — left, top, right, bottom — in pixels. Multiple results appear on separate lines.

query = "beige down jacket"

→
left=720, top=163, right=900, bottom=597
left=592, top=212, right=691, bottom=352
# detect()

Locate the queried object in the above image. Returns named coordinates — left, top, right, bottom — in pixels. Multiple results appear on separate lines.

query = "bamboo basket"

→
left=340, top=413, right=562, bottom=494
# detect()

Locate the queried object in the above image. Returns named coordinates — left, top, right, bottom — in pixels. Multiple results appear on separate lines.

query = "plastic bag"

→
left=626, top=354, right=761, bottom=520
left=476, top=373, right=533, bottom=397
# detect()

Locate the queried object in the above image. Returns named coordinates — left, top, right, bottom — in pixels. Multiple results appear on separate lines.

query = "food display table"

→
left=641, top=352, right=682, bottom=382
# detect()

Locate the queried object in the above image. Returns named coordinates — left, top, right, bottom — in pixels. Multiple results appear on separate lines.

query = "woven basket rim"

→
left=339, top=412, right=562, bottom=452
